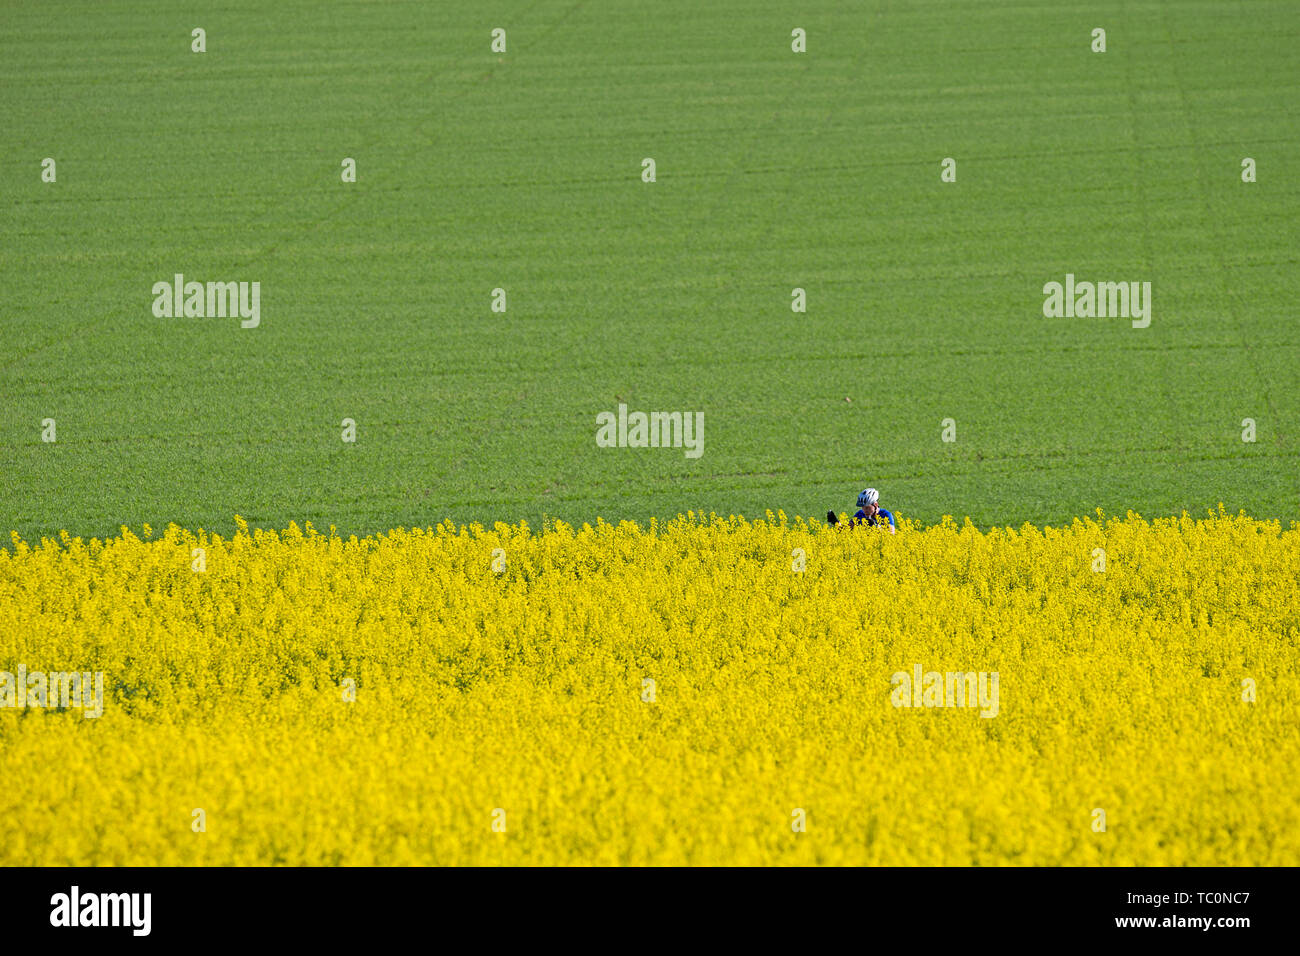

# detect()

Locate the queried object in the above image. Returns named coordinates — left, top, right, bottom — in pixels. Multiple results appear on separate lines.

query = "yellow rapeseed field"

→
left=1, top=509, right=1297, bottom=866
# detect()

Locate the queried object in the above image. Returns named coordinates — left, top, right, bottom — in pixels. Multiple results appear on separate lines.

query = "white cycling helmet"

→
left=856, top=488, right=879, bottom=508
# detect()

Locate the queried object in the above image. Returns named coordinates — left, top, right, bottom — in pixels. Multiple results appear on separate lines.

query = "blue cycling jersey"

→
left=853, top=507, right=895, bottom=529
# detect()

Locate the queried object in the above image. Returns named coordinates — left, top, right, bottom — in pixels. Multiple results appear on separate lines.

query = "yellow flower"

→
left=0, top=509, right=1295, bottom=865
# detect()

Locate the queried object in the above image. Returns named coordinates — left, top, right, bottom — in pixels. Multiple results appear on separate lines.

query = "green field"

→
left=2, top=0, right=1297, bottom=541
